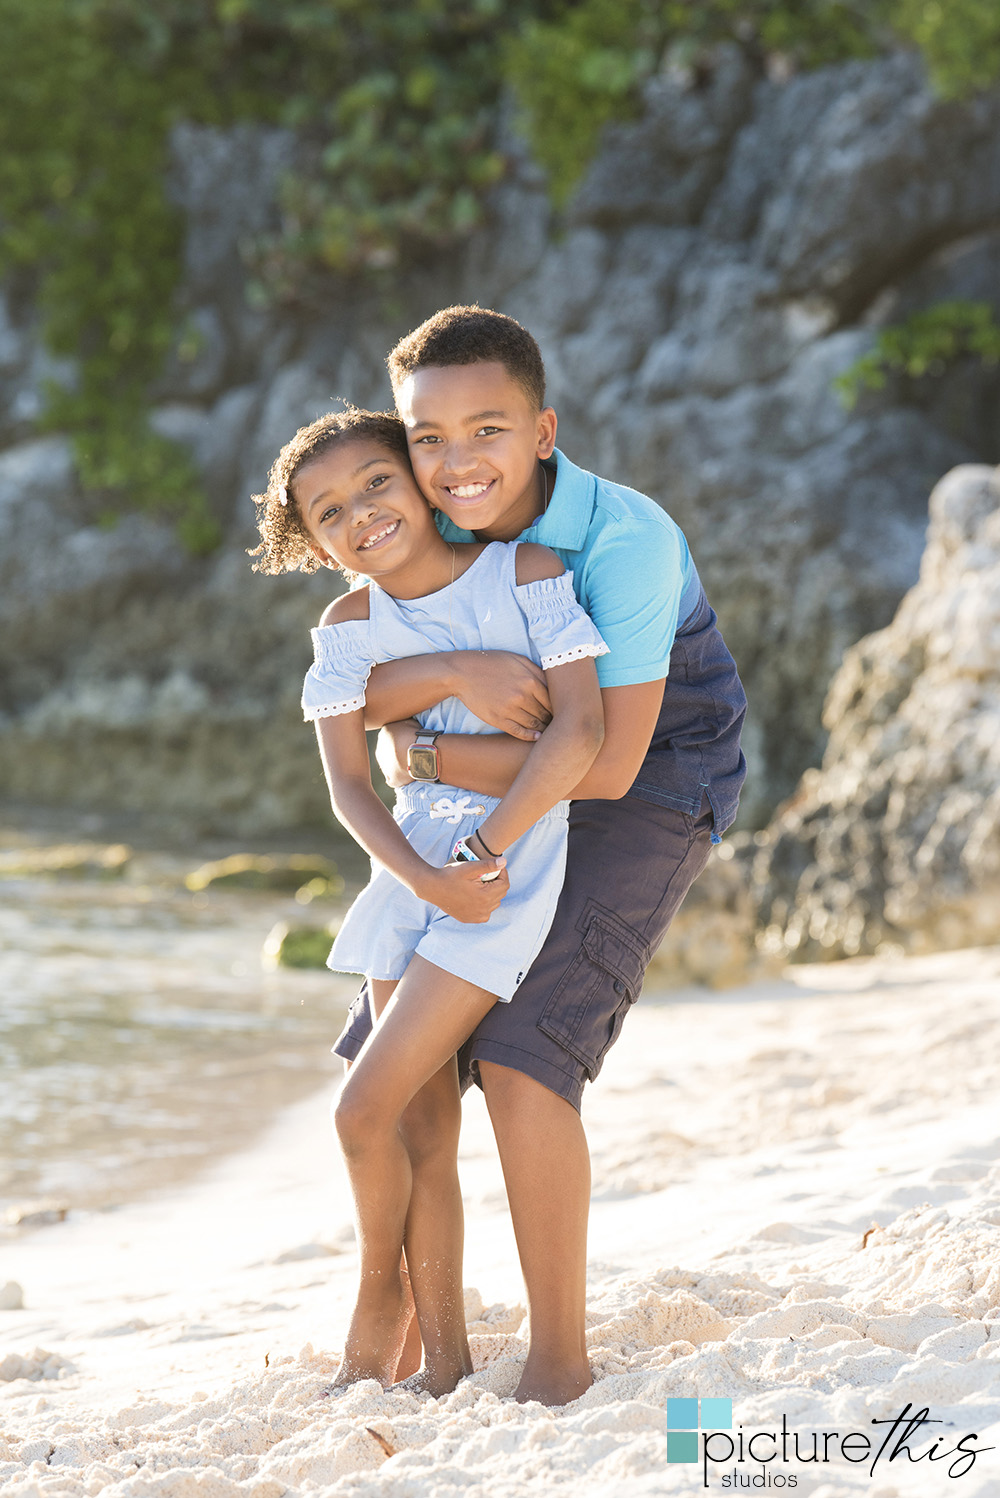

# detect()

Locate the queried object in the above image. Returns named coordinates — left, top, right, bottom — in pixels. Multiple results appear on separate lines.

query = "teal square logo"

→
left=667, top=1398, right=699, bottom=1430
left=667, top=1430, right=699, bottom=1463
left=700, top=1397, right=732, bottom=1429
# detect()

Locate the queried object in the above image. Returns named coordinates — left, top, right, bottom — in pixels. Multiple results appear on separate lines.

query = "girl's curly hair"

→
left=248, top=407, right=410, bottom=575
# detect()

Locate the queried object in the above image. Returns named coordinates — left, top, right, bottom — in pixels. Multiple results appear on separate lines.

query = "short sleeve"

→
left=581, top=518, right=687, bottom=688
left=301, top=620, right=376, bottom=721
left=516, top=570, right=609, bottom=672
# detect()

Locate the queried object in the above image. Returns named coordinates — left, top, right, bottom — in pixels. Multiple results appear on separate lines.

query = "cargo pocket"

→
left=537, top=906, right=648, bottom=1082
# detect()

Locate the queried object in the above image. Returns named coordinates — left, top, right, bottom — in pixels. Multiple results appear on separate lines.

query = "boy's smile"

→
left=395, top=361, right=557, bottom=541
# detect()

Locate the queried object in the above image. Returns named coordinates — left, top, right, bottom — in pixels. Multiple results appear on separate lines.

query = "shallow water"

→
left=0, top=842, right=360, bottom=1227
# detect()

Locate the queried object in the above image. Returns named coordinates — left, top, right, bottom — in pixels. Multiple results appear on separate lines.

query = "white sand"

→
left=2, top=947, right=999, bottom=1497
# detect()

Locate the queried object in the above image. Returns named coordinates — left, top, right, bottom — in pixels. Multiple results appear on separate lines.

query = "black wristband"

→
left=474, top=828, right=500, bottom=858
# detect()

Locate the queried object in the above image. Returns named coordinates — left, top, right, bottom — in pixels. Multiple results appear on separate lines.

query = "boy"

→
left=329, top=306, right=746, bottom=1405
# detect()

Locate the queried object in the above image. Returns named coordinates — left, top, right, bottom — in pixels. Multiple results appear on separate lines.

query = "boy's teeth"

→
left=449, top=483, right=490, bottom=498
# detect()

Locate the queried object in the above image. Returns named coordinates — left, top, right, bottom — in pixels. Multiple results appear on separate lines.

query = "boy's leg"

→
left=331, top=957, right=497, bottom=1392
left=479, top=1062, right=592, bottom=1404
left=467, top=795, right=715, bottom=1405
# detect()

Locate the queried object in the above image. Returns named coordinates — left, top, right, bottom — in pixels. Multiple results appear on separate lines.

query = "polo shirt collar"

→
left=524, top=448, right=594, bottom=553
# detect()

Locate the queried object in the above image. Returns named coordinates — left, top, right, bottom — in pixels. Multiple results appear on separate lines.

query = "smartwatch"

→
left=452, top=835, right=502, bottom=882
left=407, top=730, right=441, bottom=782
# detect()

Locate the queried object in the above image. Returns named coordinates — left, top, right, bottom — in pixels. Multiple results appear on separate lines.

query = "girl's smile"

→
left=294, top=438, right=455, bottom=598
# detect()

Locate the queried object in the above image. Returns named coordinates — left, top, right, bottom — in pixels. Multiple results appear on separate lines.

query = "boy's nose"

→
left=441, top=442, right=478, bottom=478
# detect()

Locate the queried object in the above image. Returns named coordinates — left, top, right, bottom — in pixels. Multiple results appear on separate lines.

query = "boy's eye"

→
left=412, top=434, right=440, bottom=446
left=476, top=425, right=501, bottom=437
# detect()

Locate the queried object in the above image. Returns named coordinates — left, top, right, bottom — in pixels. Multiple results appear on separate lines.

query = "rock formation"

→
left=752, top=463, right=1000, bottom=961
left=1, top=51, right=999, bottom=834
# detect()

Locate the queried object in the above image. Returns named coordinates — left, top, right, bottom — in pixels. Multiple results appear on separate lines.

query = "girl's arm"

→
left=463, top=546, right=606, bottom=855
left=309, top=591, right=508, bottom=925
left=315, top=711, right=508, bottom=924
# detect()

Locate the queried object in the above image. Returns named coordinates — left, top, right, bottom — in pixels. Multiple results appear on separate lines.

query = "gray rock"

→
left=3, top=52, right=1000, bottom=836
left=166, top=121, right=298, bottom=300
left=752, top=463, right=1000, bottom=961
left=569, top=43, right=757, bottom=229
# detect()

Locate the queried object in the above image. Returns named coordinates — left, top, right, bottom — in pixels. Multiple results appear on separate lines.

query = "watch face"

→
left=408, top=745, right=439, bottom=781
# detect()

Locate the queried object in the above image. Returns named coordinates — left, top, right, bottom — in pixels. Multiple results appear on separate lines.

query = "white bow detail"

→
left=429, top=795, right=486, bottom=824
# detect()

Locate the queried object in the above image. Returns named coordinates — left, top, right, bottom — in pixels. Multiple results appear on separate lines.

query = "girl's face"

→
left=295, top=439, right=440, bottom=587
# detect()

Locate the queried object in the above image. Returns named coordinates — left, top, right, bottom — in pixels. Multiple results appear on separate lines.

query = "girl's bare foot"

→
left=392, top=1305, right=422, bottom=1382
left=322, top=1280, right=412, bottom=1395
left=391, top=1356, right=472, bottom=1399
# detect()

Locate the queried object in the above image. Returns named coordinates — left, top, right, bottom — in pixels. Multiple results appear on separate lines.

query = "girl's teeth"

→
left=360, top=522, right=396, bottom=549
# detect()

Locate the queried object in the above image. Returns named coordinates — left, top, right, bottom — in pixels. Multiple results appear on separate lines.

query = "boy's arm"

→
left=362, top=652, right=552, bottom=741
left=377, top=678, right=664, bottom=802
left=314, top=710, right=508, bottom=924
left=451, top=544, right=605, bottom=853
left=472, top=656, right=605, bottom=853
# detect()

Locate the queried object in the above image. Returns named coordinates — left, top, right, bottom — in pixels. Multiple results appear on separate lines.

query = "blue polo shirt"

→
left=439, top=448, right=747, bottom=834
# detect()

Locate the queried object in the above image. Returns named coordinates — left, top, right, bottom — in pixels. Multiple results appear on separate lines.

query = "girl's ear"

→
left=308, top=542, right=341, bottom=572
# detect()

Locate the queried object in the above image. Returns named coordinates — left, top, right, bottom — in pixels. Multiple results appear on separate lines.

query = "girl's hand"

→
left=420, top=858, right=509, bottom=924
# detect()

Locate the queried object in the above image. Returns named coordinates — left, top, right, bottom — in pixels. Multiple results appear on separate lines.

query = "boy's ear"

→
left=308, top=542, right=341, bottom=572
left=536, top=405, right=557, bottom=460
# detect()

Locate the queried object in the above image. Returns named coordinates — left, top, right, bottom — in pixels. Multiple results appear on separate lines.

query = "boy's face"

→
left=395, top=361, right=557, bottom=542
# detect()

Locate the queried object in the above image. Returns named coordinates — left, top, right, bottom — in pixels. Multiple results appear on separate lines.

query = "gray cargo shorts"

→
left=331, top=793, right=715, bottom=1113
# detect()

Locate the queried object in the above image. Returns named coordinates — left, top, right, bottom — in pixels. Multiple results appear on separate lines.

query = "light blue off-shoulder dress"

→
left=302, top=541, right=607, bottom=1001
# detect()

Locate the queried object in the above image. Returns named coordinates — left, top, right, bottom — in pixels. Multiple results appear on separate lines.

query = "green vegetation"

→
left=835, top=301, right=1000, bottom=407
left=1, top=1, right=998, bottom=544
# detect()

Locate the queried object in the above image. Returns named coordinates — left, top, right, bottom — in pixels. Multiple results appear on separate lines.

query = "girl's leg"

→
left=388, top=1065, right=467, bottom=1384
left=330, top=956, right=496, bottom=1391
left=394, top=1055, right=468, bottom=1393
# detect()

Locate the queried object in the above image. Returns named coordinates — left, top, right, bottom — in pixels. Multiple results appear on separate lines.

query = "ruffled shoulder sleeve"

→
left=301, top=620, right=376, bottom=721
left=516, top=570, right=609, bottom=672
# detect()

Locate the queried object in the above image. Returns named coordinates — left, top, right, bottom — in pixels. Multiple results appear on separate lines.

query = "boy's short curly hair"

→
left=387, top=305, right=546, bottom=411
left=249, top=407, right=409, bottom=575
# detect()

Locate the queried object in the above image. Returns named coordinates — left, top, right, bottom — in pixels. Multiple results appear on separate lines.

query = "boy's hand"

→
left=451, top=651, right=552, bottom=740
left=420, top=857, right=508, bottom=924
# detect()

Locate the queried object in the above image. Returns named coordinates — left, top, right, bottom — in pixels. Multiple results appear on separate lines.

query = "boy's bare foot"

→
left=513, top=1355, right=592, bottom=1407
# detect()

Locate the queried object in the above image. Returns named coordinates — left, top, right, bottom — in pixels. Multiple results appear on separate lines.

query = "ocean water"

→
left=0, top=848, right=358, bottom=1228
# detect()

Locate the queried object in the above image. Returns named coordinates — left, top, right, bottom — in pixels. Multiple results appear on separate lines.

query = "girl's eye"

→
left=366, top=474, right=388, bottom=490
left=319, top=506, right=341, bottom=523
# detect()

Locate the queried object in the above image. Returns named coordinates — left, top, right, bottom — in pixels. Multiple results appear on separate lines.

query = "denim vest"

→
left=627, top=585, right=747, bottom=839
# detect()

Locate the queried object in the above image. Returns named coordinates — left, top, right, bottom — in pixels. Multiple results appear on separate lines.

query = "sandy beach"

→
left=2, top=944, right=999, bottom=1497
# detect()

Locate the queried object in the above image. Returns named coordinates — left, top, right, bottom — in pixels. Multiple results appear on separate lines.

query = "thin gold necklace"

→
left=539, top=463, right=551, bottom=515
left=447, top=542, right=457, bottom=649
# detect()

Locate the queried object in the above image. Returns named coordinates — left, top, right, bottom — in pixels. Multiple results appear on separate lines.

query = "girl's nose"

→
left=350, top=496, right=379, bottom=524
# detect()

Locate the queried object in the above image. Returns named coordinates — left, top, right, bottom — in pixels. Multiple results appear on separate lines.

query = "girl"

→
left=250, top=409, right=607, bottom=1397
